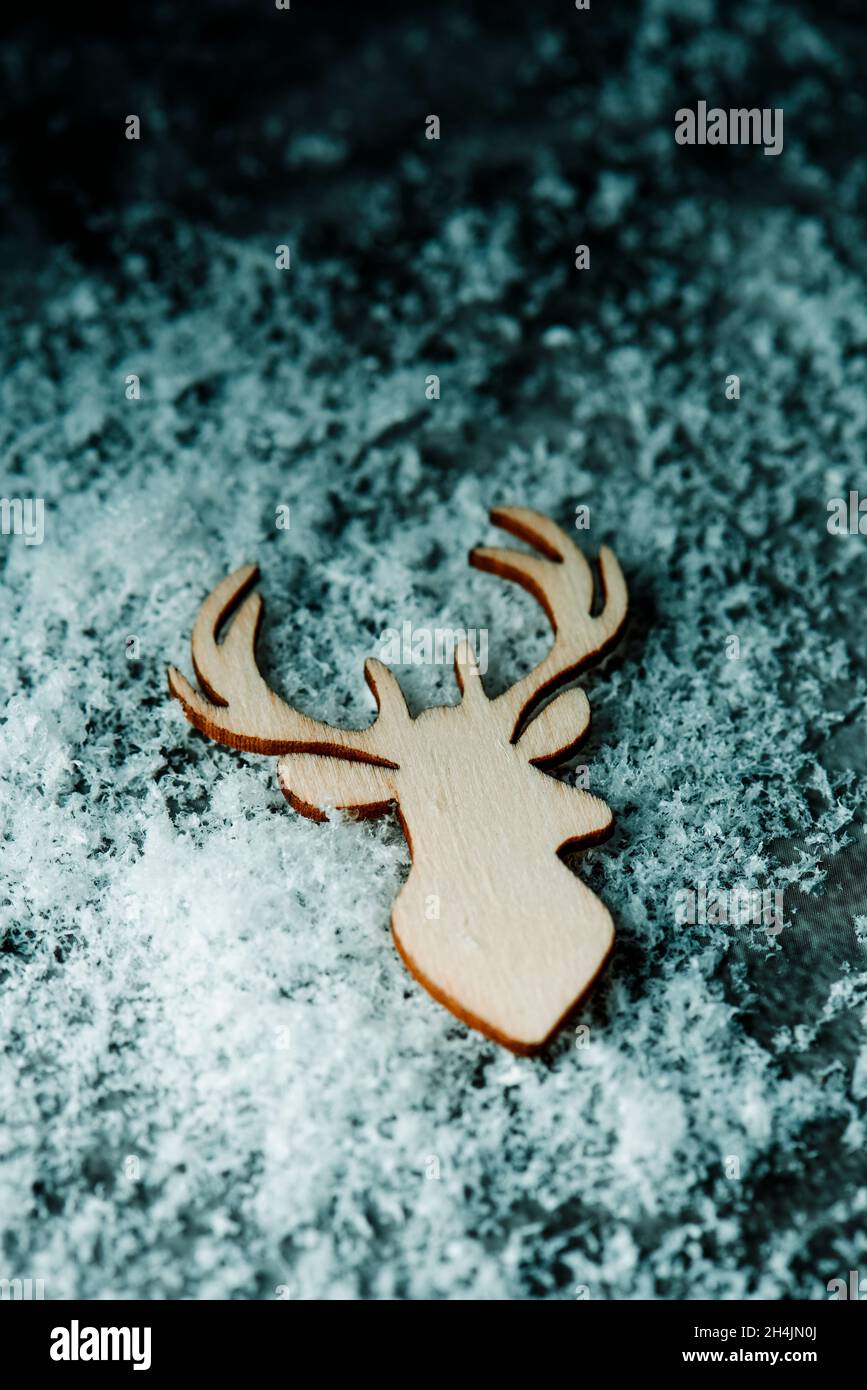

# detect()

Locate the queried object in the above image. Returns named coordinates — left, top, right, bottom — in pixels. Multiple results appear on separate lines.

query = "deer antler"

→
left=167, top=564, right=401, bottom=765
left=470, top=506, right=628, bottom=738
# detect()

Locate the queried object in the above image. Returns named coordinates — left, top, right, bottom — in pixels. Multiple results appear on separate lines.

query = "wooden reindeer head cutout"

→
left=168, top=506, right=628, bottom=1053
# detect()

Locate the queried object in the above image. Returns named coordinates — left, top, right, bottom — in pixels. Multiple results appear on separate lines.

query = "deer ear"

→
left=277, top=754, right=399, bottom=823
left=517, top=687, right=591, bottom=766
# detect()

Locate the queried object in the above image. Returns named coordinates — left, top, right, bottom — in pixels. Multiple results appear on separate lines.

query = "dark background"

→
left=4, top=1, right=865, bottom=266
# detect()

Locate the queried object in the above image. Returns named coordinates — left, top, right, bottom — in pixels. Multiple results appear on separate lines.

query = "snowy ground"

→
left=1, top=0, right=866, bottom=1298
